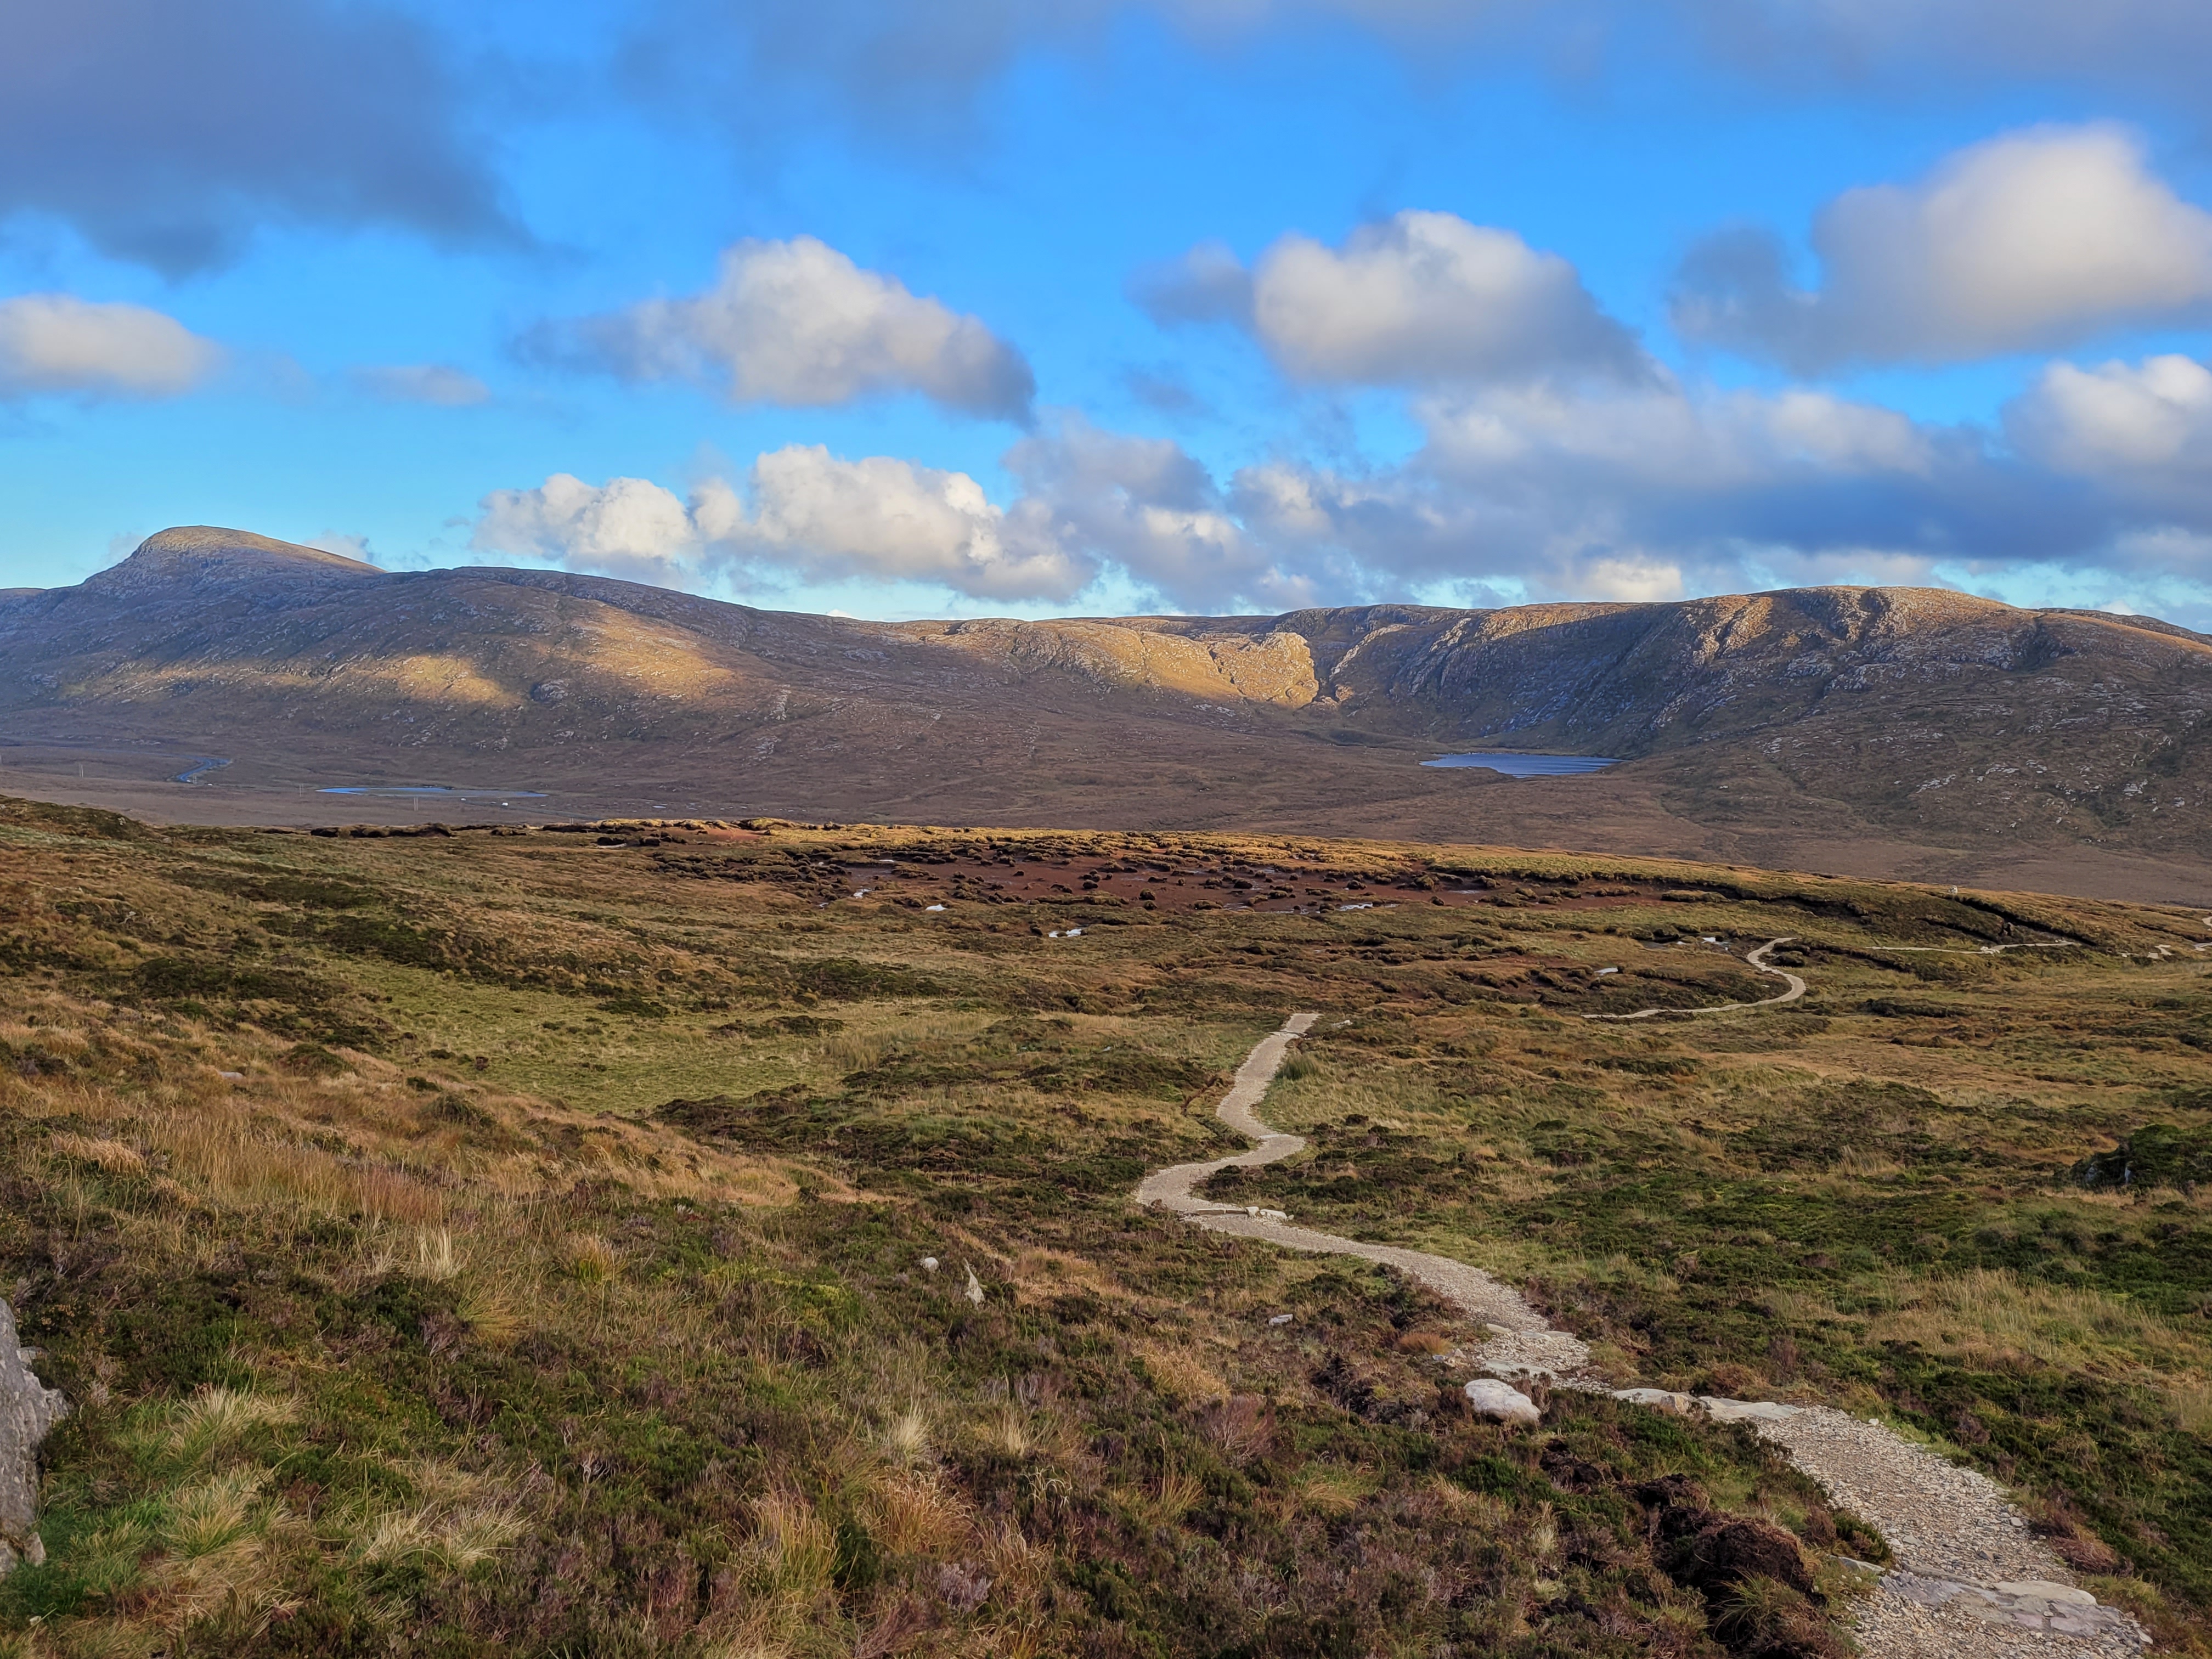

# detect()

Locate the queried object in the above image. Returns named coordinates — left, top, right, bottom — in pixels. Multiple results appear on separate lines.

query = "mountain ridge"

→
left=2, top=526, right=2208, bottom=902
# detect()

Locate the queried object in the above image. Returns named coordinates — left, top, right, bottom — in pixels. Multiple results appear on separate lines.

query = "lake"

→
left=1420, top=752, right=1620, bottom=777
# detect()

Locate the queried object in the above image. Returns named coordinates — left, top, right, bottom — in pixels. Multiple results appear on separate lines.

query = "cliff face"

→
left=3, top=527, right=2209, bottom=888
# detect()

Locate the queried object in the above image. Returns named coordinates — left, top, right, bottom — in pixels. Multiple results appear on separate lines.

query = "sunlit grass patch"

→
left=1872, top=1266, right=2212, bottom=1421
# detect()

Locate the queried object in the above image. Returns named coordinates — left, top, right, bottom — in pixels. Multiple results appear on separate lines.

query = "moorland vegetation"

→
left=0, top=794, right=2207, bottom=1656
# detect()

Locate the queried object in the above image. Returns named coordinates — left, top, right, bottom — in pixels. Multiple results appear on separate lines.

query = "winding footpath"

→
left=1136, top=1014, right=2149, bottom=1657
left=1584, top=935, right=1807, bottom=1022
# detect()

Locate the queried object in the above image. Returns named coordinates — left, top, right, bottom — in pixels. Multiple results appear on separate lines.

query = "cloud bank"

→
left=526, top=237, right=1035, bottom=421
left=634, top=0, right=2212, bottom=165
left=0, top=0, right=519, bottom=275
left=472, top=351, right=2212, bottom=619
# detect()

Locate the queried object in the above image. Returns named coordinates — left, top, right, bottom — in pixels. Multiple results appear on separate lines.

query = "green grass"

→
left=1, top=797, right=2208, bottom=1655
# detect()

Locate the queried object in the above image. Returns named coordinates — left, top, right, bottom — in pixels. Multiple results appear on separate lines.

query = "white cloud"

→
left=2006, top=354, right=2212, bottom=529
left=1005, top=418, right=1322, bottom=610
left=352, top=362, right=491, bottom=406
left=466, top=425, right=1325, bottom=612
left=470, top=449, right=1092, bottom=601
left=1135, top=212, right=1643, bottom=387
left=702, top=445, right=1094, bottom=599
left=472, top=472, right=706, bottom=588
left=2008, top=354, right=2212, bottom=473
left=0, top=292, right=222, bottom=398
left=1256, top=213, right=1644, bottom=385
left=1675, top=125, right=2212, bottom=371
left=529, top=236, right=1034, bottom=420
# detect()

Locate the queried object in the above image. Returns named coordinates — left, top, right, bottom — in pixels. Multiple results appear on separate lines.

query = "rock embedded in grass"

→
left=0, top=1297, right=69, bottom=1574
left=1464, top=1377, right=1541, bottom=1425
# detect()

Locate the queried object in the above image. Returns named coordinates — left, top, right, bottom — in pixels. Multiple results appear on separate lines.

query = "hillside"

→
left=2, top=527, right=2208, bottom=902
left=0, top=796, right=2207, bottom=1656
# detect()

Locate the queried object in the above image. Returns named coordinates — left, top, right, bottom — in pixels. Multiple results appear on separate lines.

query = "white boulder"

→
left=1464, top=1377, right=1541, bottom=1425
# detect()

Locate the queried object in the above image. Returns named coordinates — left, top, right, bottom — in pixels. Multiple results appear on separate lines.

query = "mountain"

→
left=2, top=526, right=2208, bottom=901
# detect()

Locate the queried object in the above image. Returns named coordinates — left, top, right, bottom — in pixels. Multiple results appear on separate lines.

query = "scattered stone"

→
left=1614, top=1386, right=1698, bottom=1415
left=963, top=1263, right=985, bottom=1306
left=1, top=1298, right=69, bottom=1575
left=1464, top=1377, right=1541, bottom=1425
left=919, top=1256, right=940, bottom=1274
left=1267, top=1313, right=1293, bottom=1326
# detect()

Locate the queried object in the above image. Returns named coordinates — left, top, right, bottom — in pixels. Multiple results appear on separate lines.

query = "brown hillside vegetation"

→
left=0, top=794, right=2208, bottom=1656
left=2, top=527, right=2209, bottom=902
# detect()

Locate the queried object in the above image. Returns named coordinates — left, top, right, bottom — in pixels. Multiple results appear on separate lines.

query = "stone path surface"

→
left=1135, top=1016, right=2151, bottom=1655
left=1583, top=935, right=1808, bottom=1021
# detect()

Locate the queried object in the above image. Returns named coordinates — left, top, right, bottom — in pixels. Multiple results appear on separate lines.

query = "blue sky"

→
left=4, top=0, right=2211, bottom=623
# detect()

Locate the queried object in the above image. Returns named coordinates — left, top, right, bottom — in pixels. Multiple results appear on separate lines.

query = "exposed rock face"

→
left=1, top=1299, right=68, bottom=1573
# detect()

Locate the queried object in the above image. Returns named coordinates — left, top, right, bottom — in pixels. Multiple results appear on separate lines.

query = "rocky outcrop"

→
left=1, top=1299, right=67, bottom=1573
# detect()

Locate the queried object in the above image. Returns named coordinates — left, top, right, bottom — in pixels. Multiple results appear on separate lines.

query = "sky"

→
left=4, top=0, right=2212, bottom=625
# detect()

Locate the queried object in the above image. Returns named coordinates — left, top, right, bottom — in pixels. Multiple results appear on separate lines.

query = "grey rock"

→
left=1996, top=1579, right=2096, bottom=1605
left=1613, top=1386, right=1697, bottom=1415
left=1, top=1298, right=69, bottom=1575
left=1464, top=1378, right=1541, bottom=1425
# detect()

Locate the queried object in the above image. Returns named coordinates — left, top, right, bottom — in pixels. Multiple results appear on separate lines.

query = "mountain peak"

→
left=87, top=526, right=384, bottom=594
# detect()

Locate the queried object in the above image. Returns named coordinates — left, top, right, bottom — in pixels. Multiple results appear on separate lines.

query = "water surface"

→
left=1421, top=752, right=1620, bottom=777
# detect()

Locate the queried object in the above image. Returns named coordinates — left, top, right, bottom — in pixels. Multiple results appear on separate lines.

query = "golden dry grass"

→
left=1872, top=1268, right=2212, bottom=1427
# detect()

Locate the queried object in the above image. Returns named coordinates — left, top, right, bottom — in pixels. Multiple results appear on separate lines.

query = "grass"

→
left=0, top=796, right=2208, bottom=1654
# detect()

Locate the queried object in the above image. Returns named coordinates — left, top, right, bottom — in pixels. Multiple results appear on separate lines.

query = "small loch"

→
left=1420, top=752, right=1620, bottom=777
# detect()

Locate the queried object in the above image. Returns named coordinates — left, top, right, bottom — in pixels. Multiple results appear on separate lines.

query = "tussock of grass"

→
left=558, top=1230, right=618, bottom=1282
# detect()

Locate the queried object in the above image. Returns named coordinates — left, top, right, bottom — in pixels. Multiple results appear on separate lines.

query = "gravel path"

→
left=1583, top=935, right=1808, bottom=1022
left=1135, top=1014, right=1551, bottom=1331
left=1134, top=1015, right=2150, bottom=1655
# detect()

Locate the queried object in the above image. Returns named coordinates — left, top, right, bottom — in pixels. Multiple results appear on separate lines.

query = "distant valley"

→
left=2, top=525, right=2208, bottom=902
